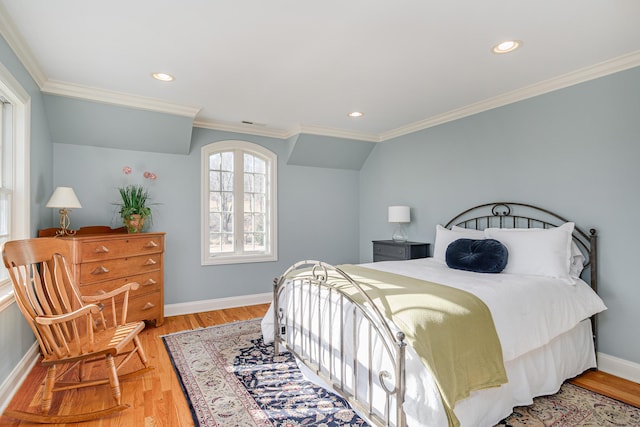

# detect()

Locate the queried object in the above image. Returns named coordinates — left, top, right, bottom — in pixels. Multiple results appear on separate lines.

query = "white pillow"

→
left=484, top=222, right=575, bottom=283
left=570, top=241, right=586, bottom=279
left=452, top=225, right=486, bottom=237
left=433, top=225, right=485, bottom=264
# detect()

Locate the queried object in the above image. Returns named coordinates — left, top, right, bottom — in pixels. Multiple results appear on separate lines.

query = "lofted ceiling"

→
left=1, top=0, right=640, bottom=143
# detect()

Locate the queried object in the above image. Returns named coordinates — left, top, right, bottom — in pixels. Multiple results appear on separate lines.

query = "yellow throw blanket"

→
left=330, top=265, right=508, bottom=427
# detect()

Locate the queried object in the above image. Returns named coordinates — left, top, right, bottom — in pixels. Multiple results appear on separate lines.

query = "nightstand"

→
left=372, top=240, right=430, bottom=262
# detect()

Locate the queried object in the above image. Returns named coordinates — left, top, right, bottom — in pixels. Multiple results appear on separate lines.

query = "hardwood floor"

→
left=2, top=304, right=638, bottom=426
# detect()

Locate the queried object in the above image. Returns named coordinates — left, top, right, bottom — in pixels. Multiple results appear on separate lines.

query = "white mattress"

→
left=262, top=258, right=607, bottom=426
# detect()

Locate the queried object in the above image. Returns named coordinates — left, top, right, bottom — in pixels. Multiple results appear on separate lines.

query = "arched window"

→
left=201, top=140, right=277, bottom=265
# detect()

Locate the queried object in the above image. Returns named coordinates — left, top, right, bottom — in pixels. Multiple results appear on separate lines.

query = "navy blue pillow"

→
left=445, top=238, right=508, bottom=274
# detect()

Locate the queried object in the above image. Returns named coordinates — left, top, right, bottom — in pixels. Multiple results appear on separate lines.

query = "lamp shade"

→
left=46, top=187, right=82, bottom=209
left=388, top=205, right=410, bottom=223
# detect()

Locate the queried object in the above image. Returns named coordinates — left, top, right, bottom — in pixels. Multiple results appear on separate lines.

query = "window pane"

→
left=254, top=213, right=265, bottom=232
left=221, top=172, right=233, bottom=191
left=221, top=152, right=233, bottom=171
left=210, top=171, right=220, bottom=192
left=244, top=173, right=254, bottom=192
left=209, top=212, right=221, bottom=232
left=244, top=153, right=253, bottom=173
left=209, top=153, right=221, bottom=170
left=254, top=174, right=265, bottom=193
left=209, top=192, right=221, bottom=212
left=254, top=157, right=266, bottom=174
left=244, top=193, right=253, bottom=212
left=222, top=212, right=233, bottom=233
left=243, top=213, right=253, bottom=232
left=221, top=233, right=234, bottom=252
left=254, top=194, right=265, bottom=213
left=221, top=192, right=233, bottom=212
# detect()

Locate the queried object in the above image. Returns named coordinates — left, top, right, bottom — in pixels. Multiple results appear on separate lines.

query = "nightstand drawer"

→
left=372, top=240, right=430, bottom=262
left=374, top=243, right=407, bottom=258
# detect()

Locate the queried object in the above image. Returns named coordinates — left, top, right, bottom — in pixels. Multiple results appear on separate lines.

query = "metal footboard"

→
left=273, top=260, right=407, bottom=427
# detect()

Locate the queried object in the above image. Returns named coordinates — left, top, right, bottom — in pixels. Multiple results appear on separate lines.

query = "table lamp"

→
left=388, top=205, right=410, bottom=242
left=46, top=187, right=82, bottom=236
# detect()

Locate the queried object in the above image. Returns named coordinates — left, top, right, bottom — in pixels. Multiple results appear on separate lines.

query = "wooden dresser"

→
left=62, top=231, right=165, bottom=326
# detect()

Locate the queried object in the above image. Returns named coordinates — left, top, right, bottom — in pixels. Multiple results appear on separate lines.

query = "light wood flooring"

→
left=2, top=304, right=638, bottom=426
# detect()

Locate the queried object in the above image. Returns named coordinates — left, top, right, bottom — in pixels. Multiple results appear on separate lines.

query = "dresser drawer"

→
left=79, top=254, right=162, bottom=285
left=93, top=290, right=162, bottom=326
left=80, top=270, right=162, bottom=297
left=78, top=235, right=164, bottom=262
left=126, top=291, right=162, bottom=324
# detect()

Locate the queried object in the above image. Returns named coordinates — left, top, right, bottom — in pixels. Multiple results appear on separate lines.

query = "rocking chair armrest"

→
left=34, top=304, right=102, bottom=326
left=81, top=282, right=141, bottom=303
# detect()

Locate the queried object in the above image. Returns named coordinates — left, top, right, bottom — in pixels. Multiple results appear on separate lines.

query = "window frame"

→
left=201, top=140, right=277, bottom=265
left=0, top=63, right=30, bottom=312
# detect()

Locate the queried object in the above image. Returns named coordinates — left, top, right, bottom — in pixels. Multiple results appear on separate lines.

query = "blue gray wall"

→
left=53, top=128, right=361, bottom=304
left=359, top=66, right=640, bottom=365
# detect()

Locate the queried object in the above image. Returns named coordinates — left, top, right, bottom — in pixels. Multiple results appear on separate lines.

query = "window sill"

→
left=202, top=253, right=278, bottom=266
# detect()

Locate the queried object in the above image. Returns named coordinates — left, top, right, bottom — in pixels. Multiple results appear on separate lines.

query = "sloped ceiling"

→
left=1, top=1, right=640, bottom=153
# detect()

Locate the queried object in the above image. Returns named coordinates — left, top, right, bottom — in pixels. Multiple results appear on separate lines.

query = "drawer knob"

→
left=142, top=302, right=155, bottom=311
left=94, top=245, right=109, bottom=254
left=91, top=266, right=109, bottom=275
left=144, top=241, right=159, bottom=248
left=143, top=259, right=157, bottom=266
left=142, top=278, right=157, bottom=286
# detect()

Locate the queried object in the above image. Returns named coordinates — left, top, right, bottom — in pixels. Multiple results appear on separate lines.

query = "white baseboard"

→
left=597, top=352, right=640, bottom=384
left=164, top=292, right=272, bottom=317
left=0, top=342, right=39, bottom=413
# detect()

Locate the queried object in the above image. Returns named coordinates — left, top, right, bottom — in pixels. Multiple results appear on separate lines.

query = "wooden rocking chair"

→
left=2, top=238, right=153, bottom=423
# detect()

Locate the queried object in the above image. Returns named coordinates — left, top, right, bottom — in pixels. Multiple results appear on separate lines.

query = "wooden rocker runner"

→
left=2, top=238, right=153, bottom=423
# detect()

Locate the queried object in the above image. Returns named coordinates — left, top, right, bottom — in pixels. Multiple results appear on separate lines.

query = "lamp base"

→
left=392, top=224, right=408, bottom=242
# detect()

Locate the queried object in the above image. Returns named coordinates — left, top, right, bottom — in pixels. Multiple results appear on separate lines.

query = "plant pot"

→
left=124, top=214, right=145, bottom=233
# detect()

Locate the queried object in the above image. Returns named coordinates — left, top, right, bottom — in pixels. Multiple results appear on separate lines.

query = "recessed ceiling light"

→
left=151, top=72, right=175, bottom=82
left=348, top=111, right=364, bottom=118
left=492, top=40, right=522, bottom=54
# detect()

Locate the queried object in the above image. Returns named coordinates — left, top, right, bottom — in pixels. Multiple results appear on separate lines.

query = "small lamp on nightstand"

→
left=388, top=205, right=410, bottom=242
left=46, top=187, right=82, bottom=237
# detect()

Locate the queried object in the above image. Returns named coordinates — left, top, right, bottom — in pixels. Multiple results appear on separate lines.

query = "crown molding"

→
left=193, top=119, right=291, bottom=139
left=0, top=3, right=47, bottom=88
left=193, top=120, right=382, bottom=142
left=293, top=124, right=381, bottom=142
left=41, top=80, right=201, bottom=118
left=380, top=51, right=640, bottom=141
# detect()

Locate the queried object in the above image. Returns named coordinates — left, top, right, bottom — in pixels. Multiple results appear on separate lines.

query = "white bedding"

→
left=262, top=257, right=606, bottom=426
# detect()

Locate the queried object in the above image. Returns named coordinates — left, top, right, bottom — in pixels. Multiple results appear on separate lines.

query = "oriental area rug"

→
left=162, top=319, right=640, bottom=427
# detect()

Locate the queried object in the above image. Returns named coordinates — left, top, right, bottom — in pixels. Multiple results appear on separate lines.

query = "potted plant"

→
left=118, top=185, right=152, bottom=233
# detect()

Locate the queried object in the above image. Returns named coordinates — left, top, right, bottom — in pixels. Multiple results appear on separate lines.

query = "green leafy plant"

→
left=116, top=166, right=158, bottom=232
left=118, top=184, right=152, bottom=220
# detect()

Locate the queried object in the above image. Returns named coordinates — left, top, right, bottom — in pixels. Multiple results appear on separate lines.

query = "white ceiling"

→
left=1, top=0, right=640, bottom=142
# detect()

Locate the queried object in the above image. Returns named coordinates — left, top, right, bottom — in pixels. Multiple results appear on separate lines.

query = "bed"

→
left=261, top=202, right=607, bottom=427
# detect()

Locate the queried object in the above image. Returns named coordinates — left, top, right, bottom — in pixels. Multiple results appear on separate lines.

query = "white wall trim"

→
left=0, top=341, right=39, bottom=413
left=164, top=292, right=272, bottom=318
left=597, top=352, right=640, bottom=384
left=41, top=80, right=201, bottom=118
